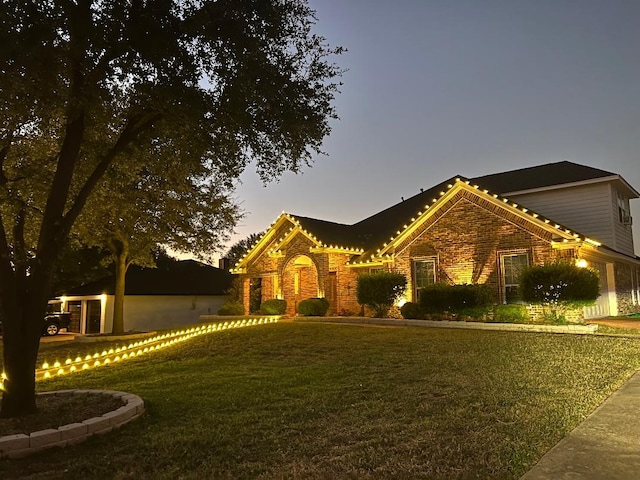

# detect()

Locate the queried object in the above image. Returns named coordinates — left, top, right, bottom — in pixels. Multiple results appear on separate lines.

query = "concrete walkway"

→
left=521, top=370, right=640, bottom=479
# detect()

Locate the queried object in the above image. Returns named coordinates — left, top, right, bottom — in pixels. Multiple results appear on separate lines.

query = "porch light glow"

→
left=576, top=259, right=588, bottom=268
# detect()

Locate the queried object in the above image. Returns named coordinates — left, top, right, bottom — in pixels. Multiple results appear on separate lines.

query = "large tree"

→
left=78, top=149, right=239, bottom=334
left=0, top=0, right=342, bottom=417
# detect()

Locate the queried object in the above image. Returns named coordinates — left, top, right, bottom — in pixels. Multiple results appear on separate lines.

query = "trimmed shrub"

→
left=259, top=299, right=287, bottom=315
left=519, top=262, right=599, bottom=323
left=418, top=283, right=450, bottom=313
left=419, top=283, right=493, bottom=316
left=217, top=301, right=245, bottom=315
left=492, top=304, right=529, bottom=324
left=400, top=302, right=423, bottom=319
left=357, top=272, right=407, bottom=318
left=297, top=297, right=330, bottom=316
left=519, top=262, right=600, bottom=306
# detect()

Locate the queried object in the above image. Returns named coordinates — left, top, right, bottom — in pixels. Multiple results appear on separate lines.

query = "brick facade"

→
left=614, top=262, right=640, bottom=315
left=393, top=195, right=563, bottom=304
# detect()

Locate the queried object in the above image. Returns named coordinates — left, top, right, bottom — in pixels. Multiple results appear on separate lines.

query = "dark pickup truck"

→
left=0, top=312, right=72, bottom=336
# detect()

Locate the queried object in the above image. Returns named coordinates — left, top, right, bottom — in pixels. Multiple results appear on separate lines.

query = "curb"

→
left=0, top=390, right=145, bottom=459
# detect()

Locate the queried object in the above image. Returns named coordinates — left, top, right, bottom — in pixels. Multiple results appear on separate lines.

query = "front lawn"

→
left=2, top=323, right=640, bottom=479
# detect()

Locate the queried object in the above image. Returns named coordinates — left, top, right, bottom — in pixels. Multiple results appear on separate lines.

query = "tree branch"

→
left=61, top=111, right=163, bottom=234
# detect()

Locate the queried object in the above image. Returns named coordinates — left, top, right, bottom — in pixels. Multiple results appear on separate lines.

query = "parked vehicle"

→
left=0, top=312, right=72, bottom=336
left=42, top=312, right=72, bottom=336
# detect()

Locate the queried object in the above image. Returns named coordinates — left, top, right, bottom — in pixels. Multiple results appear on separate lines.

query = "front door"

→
left=66, top=301, right=82, bottom=333
left=86, top=300, right=102, bottom=334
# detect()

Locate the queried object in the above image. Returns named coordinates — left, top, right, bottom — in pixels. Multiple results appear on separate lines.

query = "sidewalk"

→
left=521, top=370, right=640, bottom=479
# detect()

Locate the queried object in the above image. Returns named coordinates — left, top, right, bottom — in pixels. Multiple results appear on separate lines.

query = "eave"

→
left=353, top=178, right=588, bottom=264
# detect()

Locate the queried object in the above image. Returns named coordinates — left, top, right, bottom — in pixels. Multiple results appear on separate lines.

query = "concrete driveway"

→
left=591, top=317, right=640, bottom=330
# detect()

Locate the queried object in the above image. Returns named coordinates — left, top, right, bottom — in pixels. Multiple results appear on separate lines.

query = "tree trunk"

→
left=111, top=249, right=129, bottom=334
left=0, top=279, right=50, bottom=417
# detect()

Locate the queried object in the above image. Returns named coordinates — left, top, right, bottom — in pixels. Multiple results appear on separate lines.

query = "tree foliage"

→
left=356, top=272, right=407, bottom=318
left=224, top=232, right=263, bottom=267
left=0, top=0, right=342, bottom=417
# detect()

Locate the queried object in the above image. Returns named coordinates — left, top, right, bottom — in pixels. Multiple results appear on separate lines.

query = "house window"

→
left=500, top=252, right=529, bottom=303
left=369, top=267, right=384, bottom=274
left=414, top=258, right=436, bottom=301
left=617, top=192, right=632, bottom=225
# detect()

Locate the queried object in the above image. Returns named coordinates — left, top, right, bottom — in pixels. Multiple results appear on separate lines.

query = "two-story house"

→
left=231, top=162, right=640, bottom=321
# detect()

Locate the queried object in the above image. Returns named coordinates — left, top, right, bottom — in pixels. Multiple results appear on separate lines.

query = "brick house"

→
left=231, top=162, right=640, bottom=320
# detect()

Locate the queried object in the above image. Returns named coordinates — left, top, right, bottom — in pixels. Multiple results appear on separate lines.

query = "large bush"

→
left=419, top=283, right=493, bottom=316
left=519, top=263, right=599, bottom=306
left=259, top=299, right=287, bottom=315
left=357, top=272, right=407, bottom=318
left=297, top=298, right=330, bottom=316
left=519, top=262, right=599, bottom=323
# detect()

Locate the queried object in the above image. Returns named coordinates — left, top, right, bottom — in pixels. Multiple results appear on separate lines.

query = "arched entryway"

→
left=282, top=255, right=319, bottom=315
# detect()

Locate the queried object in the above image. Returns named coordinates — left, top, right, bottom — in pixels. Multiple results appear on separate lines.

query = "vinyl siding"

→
left=507, top=183, right=615, bottom=248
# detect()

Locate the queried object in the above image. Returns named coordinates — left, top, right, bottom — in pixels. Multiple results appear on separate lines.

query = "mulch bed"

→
left=0, top=393, right=124, bottom=436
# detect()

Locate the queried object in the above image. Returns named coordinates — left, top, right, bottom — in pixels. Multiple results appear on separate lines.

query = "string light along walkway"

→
left=0, top=317, right=279, bottom=391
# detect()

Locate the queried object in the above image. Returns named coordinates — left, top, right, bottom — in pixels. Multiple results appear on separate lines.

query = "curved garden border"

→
left=0, top=390, right=144, bottom=459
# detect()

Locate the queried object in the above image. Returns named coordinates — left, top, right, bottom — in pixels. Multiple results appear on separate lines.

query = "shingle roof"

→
left=469, top=161, right=628, bottom=195
left=243, top=162, right=637, bottom=267
left=64, top=260, right=232, bottom=296
left=289, top=177, right=460, bottom=255
left=292, top=216, right=361, bottom=248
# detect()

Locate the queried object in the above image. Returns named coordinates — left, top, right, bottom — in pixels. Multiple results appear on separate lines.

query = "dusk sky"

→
left=220, top=0, right=640, bottom=260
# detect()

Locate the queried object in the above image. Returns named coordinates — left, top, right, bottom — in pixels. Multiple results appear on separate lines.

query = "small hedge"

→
left=400, top=302, right=423, bottom=320
left=297, top=298, right=330, bottom=316
left=217, top=301, right=245, bottom=316
left=418, top=283, right=493, bottom=315
left=492, top=304, right=529, bottom=324
left=259, top=299, right=287, bottom=315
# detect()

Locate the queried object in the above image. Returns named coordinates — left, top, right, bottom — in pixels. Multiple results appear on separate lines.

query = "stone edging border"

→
left=294, top=316, right=599, bottom=334
left=0, top=390, right=144, bottom=459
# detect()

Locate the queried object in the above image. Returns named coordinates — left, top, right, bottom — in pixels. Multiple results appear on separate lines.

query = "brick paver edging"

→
left=0, top=390, right=144, bottom=459
left=294, top=317, right=599, bottom=334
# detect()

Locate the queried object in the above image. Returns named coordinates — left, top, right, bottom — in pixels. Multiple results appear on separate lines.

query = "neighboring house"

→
left=231, top=161, right=640, bottom=320
left=52, top=260, right=232, bottom=334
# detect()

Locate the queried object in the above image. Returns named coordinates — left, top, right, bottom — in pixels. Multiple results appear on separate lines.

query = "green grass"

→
left=2, top=323, right=640, bottom=479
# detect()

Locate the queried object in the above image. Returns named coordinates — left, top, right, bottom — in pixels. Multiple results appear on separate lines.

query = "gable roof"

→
left=63, top=260, right=232, bottom=296
left=470, top=161, right=639, bottom=198
left=233, top=161, right=638, bottom=272
left=234, top=177, right=592, bottom=272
